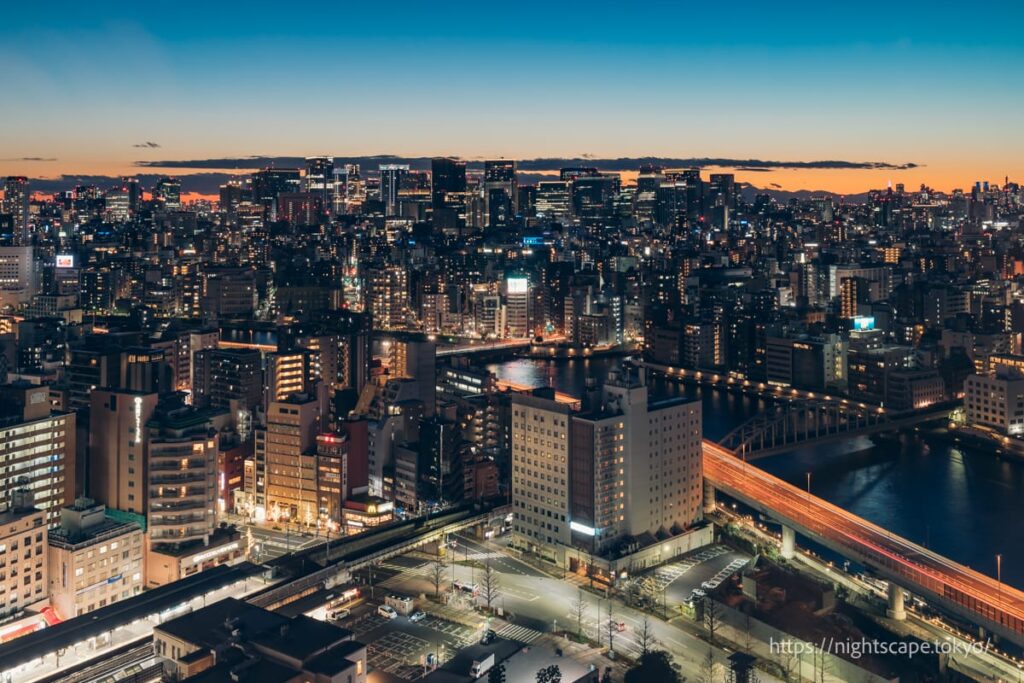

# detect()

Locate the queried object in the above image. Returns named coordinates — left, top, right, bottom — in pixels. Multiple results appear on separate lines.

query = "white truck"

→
left=470, top=653, right=495, bottom=679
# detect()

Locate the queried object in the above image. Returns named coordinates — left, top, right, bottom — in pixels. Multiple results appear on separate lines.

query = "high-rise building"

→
left=199, top=267, right=257, bottom=321
left=504, top=275, right=531, bottom=338
left=535, top=181, right=571, bottom=221
left=144, top=403, right=224, bottom=585
left=315, top=431, right=351, bottom=528
left=90, top=390, right=235, bottom=586
left=484, top=160, right=517, bottom=228
left=266, top=351, right=312, bottom=404
left=0, top=382, right=76, bottom=526
left=367, top=266, right=409, bottom=330
left=252, top=168, right=302, bottom=219
left=258, top=394, right=320, bottom=525
left=152, top=177, right=182, bottom=209
left=0, top=245, right=38, bottom=309
left=379, top=164, right=409, bottom=216
left=430, top=157, right=467, bottom=232
left=705, top=173, right=735, bottom=229
left=192, top=348, right=263, bottom=412
left=0, top=489, right=47, bottom=620
left=509, top=366, right=703, bottom=575
left=2, top=176, right=29, bottom=244
left=571, top=174, right=618, bottom=220
left=304, top=156, right=335, bottom=211
left=88, top=389, right=159, bottom=516
left=389, top=340, right=436, bottom=417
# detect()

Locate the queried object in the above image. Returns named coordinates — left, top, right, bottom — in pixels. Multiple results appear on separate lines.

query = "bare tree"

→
left=699, top=647, right=717, bottom=683
left=775, top=648, right=797, bottom=682
left=571, top=588, right=587, bottom=638
left=481, top=555, right=501, bottom=612
left=742, top=611, right=754, bottom=653
left=813, top=646, right=832, bottom=683
left=637, top=615, right=657, bottom=656
left=702, top=596, right=721, bottom=643
left=429, top=545, right=448, bottom=599
left=606, top=600, right=616, bottom=654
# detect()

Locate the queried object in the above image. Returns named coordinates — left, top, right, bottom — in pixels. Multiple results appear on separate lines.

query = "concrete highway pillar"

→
left=703, top=481, right=716, bottom=514
left=887, top=582, right=906, bottom=621
left=780, top=525, right=795, bottom=560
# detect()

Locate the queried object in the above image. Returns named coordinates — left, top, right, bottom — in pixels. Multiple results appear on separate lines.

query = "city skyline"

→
left=4, top=4, right=1024, bottom=682
left=2, top=1, right=1023, bottom=194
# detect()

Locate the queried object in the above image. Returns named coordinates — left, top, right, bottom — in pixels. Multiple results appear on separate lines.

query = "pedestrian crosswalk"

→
left=461, top=551, right=504, bottom=562
left=379, top=561, right=431, bottom=575
left=495, top=623, right=543, bottom=644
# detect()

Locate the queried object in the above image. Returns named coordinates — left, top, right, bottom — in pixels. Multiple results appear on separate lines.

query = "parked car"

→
left=378, top=605, right=398, bottom=619
left=480, top=629, right=497, bottom=645
left=328, top=608, right=351, bottom=620
left=409, top=611, right=426, bottom=623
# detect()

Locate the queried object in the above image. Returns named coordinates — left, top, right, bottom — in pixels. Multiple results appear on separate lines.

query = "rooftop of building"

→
left=183, top=653, right=297, bottom=683
left=0, top=505, right=44, bottom=529
left=249, top=614, right=354, bottom=662
left=157, top=597, right=287, bottom=649
left=160, top=598, right=361, bottom=683
left=49, top=516, right=140, bottom=550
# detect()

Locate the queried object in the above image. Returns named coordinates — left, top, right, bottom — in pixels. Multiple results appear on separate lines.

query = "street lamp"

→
left=997, top=554, right=1003, bottom=607
left=805, top=472, right=812, bottom=510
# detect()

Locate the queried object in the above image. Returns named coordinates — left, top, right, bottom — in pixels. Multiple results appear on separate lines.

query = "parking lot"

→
left=633, top=544, right=752, bottom=607
left=333, top=598, right=482, bottom=680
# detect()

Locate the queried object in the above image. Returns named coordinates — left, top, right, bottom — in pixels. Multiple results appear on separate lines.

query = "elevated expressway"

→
left=703, top=440, right=1024, bottom=647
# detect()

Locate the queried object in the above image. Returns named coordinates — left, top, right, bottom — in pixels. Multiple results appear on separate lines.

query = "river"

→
left=485, top=357, right=1024, bottom=589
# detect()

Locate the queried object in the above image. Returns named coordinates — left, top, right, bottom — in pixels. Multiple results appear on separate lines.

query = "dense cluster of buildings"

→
left=1, top=160, right=1024, bottom=653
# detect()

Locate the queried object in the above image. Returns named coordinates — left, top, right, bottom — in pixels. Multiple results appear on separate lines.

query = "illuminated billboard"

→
left=56, top=254, right=75, bottom=268
left=852, top=316, right=875, bottom=331
left=506, top=276, right=528, bottom=294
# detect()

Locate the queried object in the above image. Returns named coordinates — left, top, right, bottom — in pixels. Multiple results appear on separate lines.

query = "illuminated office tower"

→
left=252, top=168, right=301, bottom=219
left=152, top=177, right=182, bottom=209
left=219, top=181, right=244, bottom=216
left=104, top=186, right=132, bottom=222
left=504, top=275, right=530, bottom=338
left=0, top=382, right=76, bottom=526
left=304, top=156, right=335, bottom=210
left=705, top=173, right=735, bottom=229
left=535, top=180, right=571, bottom=221
left=3, top=176, right=29, bottom=244
left=379, top=164, right=409, bottom=216
left=484, top=160, right=517, bottom=228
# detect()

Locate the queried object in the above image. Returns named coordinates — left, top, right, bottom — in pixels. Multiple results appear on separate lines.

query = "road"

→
left=372, top=532, right=782, bottom=682
left=704, top=440, right=1024, bottom=647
